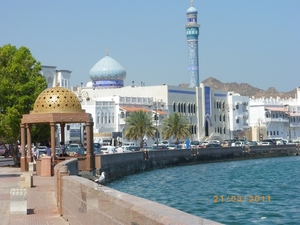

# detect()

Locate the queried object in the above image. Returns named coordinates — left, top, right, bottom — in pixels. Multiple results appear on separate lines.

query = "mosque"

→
left=41, top=2, right=250, bottom=145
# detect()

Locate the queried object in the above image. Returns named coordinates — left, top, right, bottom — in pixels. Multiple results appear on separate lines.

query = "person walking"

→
left=60, top=142, right=66, bottom=156
left=45, top=144, right=51, bottom=156
left=32, top=146, right=39, bottom=162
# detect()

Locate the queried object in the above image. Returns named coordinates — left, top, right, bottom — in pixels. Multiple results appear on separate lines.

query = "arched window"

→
left=183, top=103, right=186, bottom=113
left=173, top=102, right=176, bottom=112
left=120, top=112, right=125, bottom=118
left=177, top=103, right=180, bottom=112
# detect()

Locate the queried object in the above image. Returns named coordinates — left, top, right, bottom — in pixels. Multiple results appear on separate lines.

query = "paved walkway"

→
left=0, top=166, right=69, bottom=225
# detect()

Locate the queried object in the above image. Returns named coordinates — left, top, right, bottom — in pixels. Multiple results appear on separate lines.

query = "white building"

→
left=61, top=53, right=250, bottom=145
left=41, top=65, right=71, bottom=89
left=249, top=88, right=300, bottom=141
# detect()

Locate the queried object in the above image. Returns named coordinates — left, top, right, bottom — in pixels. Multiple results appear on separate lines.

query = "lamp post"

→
left=149, top=99, right=162, bottom=150
left=284, top=104, right=290, bottom=139
left=155, top=106, right=158, bottom=150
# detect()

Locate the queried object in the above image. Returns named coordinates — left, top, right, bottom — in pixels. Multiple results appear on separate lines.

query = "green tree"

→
left=124, top=110, right=157, bottom=148
left=162, top=112, right=191, bottom=143
left=0, top=44, right=47, bottom=165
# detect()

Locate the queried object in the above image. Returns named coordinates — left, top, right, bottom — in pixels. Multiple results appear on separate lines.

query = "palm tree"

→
left=162, top=112, right=191, bottom=144
left=124, top=110, right=157, bottom=148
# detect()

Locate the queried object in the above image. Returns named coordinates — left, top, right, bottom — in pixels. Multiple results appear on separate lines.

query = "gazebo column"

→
left=26, top=124, right=33, bottom=164
left=20, top=123, right=27, bottom=172
left=50, top=122, right=56, bottom=161
left=60, top=123, right=66, bottom=144
left=85, top=122, right=94, bottom=171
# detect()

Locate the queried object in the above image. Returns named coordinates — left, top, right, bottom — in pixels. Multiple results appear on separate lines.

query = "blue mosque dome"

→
left=89, top=51, right=126, bottom=88
left=187, top=6, right=197, bottom=14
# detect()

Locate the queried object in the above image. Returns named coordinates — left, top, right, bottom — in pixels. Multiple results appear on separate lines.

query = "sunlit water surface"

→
left=106, top=156, right=300, bottom=224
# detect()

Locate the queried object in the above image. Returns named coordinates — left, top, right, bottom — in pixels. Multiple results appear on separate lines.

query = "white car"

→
left=100, top=146, right=116, bottom=154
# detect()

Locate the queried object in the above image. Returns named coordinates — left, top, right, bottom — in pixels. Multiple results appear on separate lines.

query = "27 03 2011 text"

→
left=213, top=195, right=271, bottom=203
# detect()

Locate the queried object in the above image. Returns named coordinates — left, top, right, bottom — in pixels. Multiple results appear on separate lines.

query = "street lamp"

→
left=149, top=99, right=162, bottom=149
left=284, top=104, right=291, bottom=139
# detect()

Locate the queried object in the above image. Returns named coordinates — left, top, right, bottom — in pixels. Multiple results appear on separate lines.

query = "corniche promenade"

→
left=1, top=145, right=299, bottom=225
left=58, top=144, right=299, bottom=224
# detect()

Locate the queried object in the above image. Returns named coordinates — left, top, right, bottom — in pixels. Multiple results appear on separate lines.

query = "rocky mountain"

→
left=180, top=77, right=297, bottom=99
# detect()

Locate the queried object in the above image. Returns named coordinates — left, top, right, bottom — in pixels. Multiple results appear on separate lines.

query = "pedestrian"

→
left=60, top=142, right=66, bottom=156
left=117, top=144, right=123, bottom=153
left=32, top=146, right=39, bottom=162
left=46, top=144, right=51, bottom=156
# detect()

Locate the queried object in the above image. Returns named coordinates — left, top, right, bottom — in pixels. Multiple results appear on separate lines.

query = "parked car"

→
left=128, top=146, right=141, bottom=152
left=246, top=141, right=258, bottom=146
left=94, top=143, right=101, bottom=153
left=37, top=146, right=47, bottom=157
left=66, top=144, right=85, bottom=156
left=122, top=142, right=136, bottom=147
left=100, top=146, right=116, bottom=154
left=261, top=139, right=276, bottom=146
left=190, top=141, right=201, bottom=148
left=152, top=145, right=168, bottom=150
left=0, top=145, right=10, bottom=158
left=167, top=144, right=181, bottom=150
left=206, top=143, right=221, bottom=148
left=282, top=139, right=295, bottom=145
left=234, top=141, right=244, bottom=147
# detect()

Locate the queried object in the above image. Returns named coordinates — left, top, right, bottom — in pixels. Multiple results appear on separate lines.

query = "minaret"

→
left=185, top=0, right=200, bottom=88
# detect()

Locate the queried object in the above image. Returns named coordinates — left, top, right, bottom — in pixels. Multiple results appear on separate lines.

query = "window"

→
left=120, top=112, right=125, bottom=119
left=236, top=118, right=239, bottom=123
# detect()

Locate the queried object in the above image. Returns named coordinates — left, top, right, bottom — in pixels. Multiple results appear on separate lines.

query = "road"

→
left=0, top=157, right=14, bottom=167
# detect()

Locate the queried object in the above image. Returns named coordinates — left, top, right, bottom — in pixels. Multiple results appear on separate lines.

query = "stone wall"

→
left=98, top=145, right=300, bottom=180
left=54, top=145, right=299, bottom=224
left=61, top=175, right=222, bottom=225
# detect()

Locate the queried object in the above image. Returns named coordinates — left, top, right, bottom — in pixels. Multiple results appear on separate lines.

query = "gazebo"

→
left=20, top=85, right=94, bottom=172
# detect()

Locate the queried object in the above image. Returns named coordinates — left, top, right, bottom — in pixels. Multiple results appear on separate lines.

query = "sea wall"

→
left=96, top=145, right=300, bottom=180
left=60, top=175, right=222, bottom=225
left=55, top=146, right=299, bottom=224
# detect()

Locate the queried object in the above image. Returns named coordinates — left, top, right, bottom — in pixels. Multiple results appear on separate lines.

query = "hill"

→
left=180, top=77, right=297, bottom=99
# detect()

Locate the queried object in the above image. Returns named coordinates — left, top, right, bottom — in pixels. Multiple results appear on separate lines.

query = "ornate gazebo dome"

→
left=32, top=85, right=84, bottom=114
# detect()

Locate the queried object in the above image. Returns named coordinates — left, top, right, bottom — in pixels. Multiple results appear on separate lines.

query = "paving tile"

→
left=0, top=167, right=69, bottom=225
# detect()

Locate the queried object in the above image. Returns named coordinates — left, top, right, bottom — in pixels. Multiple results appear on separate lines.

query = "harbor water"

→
left=106, top=156, right=300, bottom=224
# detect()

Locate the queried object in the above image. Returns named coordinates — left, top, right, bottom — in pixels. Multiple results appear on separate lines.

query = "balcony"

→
left=265, top=117, right=289, bottom=123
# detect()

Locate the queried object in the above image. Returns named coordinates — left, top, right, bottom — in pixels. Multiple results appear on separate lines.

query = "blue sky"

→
left=1, top=0, right=299, bottom=92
